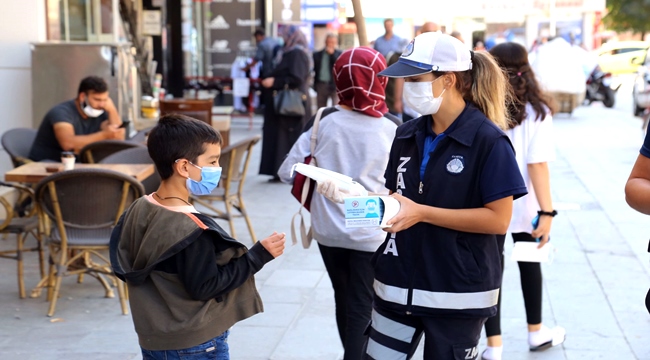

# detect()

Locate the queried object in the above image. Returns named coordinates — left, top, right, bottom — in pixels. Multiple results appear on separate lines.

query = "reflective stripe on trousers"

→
left=373, top=279, right=499, bottom=310
left=366, top=309, right=417, bottom=360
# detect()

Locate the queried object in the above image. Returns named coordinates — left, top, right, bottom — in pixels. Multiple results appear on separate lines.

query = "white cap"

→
left=379, top=32, right=473, bottom=78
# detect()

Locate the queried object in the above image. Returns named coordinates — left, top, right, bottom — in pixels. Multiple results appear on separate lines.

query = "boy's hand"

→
left=260, top=232, right=286, bottom=258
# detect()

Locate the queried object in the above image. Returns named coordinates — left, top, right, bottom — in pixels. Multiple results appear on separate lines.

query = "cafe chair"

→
left=129, top=126, right=154, bottom=144
left=100, top=147, right=161, bottom=194
left=2, top=128, right=37, bottom=168
left=0, top=181, right=45, bottom=298
left=160, top=98, right=213, bottom=125
left=34, top=168, right=144, bottom=317
left=190, top=135, right=260, bottom=243
left=79, top=140, right=145, bottom=164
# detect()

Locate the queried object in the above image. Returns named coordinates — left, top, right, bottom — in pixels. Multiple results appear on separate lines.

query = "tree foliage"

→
left=604, top=0, right=650, bottom=36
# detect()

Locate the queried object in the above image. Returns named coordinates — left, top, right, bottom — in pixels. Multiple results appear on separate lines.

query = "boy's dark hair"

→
left=78, top=76, right=108, bottom=94
left=147, top=114, right=223, bottom=180
left=253, top=28, right=265, bottom=37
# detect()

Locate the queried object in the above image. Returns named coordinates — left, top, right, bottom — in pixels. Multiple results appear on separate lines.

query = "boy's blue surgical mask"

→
left=185, top=162, right=222, bottom=195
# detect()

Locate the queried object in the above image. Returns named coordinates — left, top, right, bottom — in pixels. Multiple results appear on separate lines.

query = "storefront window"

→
left=46, top=0, right=116, bottom=42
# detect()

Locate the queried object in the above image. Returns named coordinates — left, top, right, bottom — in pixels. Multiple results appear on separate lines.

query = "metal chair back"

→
left=79, top=140, right=144, bottom=164
left=129, top=126, right=154, bottom=144
left=34, top=168, right=144, bottom=316
left=2, top=128, right=37, bottom=167
left=221, top=135, right=261, bottom=192
left=35, top=168, right=144, bottom=232
left=100, top=147, right=161, bottom=194
left=0, top=181, right=44, bottom=298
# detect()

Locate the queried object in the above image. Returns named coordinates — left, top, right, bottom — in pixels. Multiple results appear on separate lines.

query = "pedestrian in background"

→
left=450, top=30, right=464, bottom=43
left=278, top=46, right=399, bottom=360
left=484, top=42, right=565, bottom=360
left=247, top=28, right=278, bottom=80
left=244, top=29, right=278, bottom=119
left=260, top=25, right=312, bottom=181
left=313, top=34, right=342, bottom=108
left=418, top=21, right=441, bottom=35
left=318, top=32, right=526, bottom=359
left=373, top=18, right=407, bottom=58
left=384, top=51, right=403, bottom=118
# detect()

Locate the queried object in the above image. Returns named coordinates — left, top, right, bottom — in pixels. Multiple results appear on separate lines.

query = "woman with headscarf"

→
left=261, top=25, right=313, bottom=181
left=277, top=47, right=401, bottom=359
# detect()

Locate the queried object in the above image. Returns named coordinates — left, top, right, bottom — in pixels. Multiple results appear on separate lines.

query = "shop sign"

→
left=208, top=0, right=263, bottom=77
left=142, top=10, right=162, bottom=36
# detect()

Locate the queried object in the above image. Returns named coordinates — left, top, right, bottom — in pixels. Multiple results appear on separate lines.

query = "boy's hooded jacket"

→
left=110, top=197, right=273, bottom=351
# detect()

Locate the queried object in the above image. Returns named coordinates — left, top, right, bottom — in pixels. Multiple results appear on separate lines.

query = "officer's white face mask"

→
left=403, top=76, right=446, bottom=115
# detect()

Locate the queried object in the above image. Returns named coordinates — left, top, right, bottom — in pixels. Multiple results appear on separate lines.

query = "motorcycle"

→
left=585, top=65, right=618, bottom=108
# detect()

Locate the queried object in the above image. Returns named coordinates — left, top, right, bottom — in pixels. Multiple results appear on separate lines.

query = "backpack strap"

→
left=291, top=106, right=327, bottom=248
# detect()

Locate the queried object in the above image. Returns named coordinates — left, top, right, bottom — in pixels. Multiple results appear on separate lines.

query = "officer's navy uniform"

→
left=365, top=104, right=527, bottom=359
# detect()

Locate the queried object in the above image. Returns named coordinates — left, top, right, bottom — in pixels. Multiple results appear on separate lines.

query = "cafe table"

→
left=4, top=162, right=154, bottom=184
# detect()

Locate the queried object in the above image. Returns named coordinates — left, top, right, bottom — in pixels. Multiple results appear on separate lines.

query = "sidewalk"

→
left=1, top=94, right=650, bottom=359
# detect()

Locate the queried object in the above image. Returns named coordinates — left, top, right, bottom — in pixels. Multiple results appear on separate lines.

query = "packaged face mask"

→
left=343, top=196, right=400, bottom=228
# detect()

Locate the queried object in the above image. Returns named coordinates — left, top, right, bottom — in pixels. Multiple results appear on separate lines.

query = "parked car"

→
left=597, top=41, right=650, bottom=75
left=633, top=46, right=650, bottom=116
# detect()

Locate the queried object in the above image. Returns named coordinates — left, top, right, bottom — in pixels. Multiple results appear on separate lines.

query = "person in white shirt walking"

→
left=482, top=42, right=566, bottom=360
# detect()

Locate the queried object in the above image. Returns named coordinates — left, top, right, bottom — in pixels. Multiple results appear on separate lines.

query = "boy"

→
left=110, top=114, right=285, bottom=359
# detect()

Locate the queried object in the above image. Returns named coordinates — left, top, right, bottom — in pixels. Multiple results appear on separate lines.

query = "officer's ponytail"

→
left=449, top=51, right=512, bottom=130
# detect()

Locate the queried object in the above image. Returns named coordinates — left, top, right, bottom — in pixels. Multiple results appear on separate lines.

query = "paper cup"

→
left=61, top=152, right=75, bottom=170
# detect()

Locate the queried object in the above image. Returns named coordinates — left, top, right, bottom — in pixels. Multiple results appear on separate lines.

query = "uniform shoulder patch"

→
left=446, top=155, right=465, bottom=174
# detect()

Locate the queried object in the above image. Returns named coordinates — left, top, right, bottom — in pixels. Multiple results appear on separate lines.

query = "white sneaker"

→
left=529, top=326, right=566, bottom=351
left=481, top=346, right=503, bottom=360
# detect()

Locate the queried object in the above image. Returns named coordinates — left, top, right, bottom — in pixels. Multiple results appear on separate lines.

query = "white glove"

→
left=316, top=179, right=368, bottom=204
left=349, top=182, right=369, bottom=197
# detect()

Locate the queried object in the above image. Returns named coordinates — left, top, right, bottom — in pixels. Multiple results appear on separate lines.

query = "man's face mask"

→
left=81, top=94, right=105, bottom=118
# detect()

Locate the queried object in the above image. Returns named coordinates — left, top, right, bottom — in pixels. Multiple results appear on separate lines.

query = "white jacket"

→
left=278, top=106, right=397, bottom=252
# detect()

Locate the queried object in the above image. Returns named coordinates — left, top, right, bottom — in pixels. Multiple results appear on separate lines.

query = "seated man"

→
left=29, top=76, right=125, bottom=161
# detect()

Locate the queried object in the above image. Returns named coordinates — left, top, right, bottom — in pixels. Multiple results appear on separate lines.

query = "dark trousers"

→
left=314, top=81, right=338, bottom=108
left=484, top=232, right=544, bottom=337
left=363, top=306, right=486, bottom=359
left=318, top=243, right=374, bottom=360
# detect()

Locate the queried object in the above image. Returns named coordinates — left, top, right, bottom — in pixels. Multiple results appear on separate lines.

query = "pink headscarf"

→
left=333, top=47, right=388, bottom=118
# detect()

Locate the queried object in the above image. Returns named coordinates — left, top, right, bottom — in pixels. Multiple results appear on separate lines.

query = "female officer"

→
left=482, top=42, right=565, bottom=360
left=366, top=32, right=527, bottom=359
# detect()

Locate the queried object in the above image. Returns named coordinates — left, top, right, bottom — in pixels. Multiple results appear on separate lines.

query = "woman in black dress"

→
left=260, top=25, right=312, bottom=181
